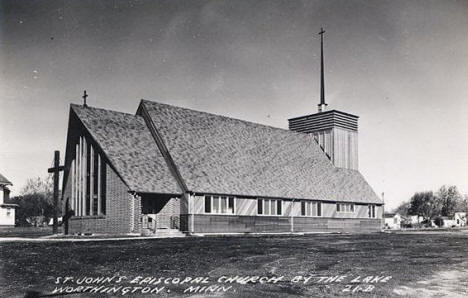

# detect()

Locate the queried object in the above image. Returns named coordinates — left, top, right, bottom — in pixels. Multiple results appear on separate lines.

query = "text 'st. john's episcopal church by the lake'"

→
left=61, top=29, right=383, bottom=236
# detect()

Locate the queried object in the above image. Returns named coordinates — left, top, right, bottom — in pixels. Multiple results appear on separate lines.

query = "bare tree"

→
left=10, top=176, right=57, bottom=226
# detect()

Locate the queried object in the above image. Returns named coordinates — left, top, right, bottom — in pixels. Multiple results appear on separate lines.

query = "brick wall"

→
left=191, top=215, right=381, bottom=233
left=132, top=195, right=142, bottom=233
left=69, top=165, right=137, bottom=235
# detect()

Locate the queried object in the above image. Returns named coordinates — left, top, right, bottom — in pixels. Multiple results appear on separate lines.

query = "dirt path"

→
left=393, top=262, right=468, bottom=297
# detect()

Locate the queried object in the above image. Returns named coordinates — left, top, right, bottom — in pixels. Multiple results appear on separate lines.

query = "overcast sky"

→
left=1, top=0, right=467, bottom=210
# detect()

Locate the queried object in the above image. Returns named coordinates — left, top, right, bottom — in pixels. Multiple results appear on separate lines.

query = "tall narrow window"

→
left=92, top=149, right=99, bottom=215
left=270, top=199, right=275, bottom=215
left=317, top=202, right=322, bottom=216
left=257, top=199, right=263, bottom=215
left=228, top=197, right=234, bottom=214
left=221, top=196, right=227, bottom=213
left=277, top=200, right=282, bottom=215
left=213, top=196, right=219, bottom=213
left=264, top=200, right=270, bottom=215
left=301, top=201, right=306, bottom=216
left=368, top=205, right=376, bottom=218
left=85, top=142, right=91, bottom=215
left=205, top=196, right=211, bottom=213
left=100, top=160, right=106, bottom=215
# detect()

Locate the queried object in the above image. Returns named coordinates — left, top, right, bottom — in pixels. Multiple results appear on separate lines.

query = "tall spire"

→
left=318, top=27, right=327, bottom=113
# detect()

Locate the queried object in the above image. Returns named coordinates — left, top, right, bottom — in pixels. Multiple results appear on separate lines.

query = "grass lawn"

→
left=1, top=232, right=468, bottom=297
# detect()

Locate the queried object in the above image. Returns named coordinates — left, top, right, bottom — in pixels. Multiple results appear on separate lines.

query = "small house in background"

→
left=0, top=173, right=17, bottom=227
left=439, top=212, right=466, bottom=228
left=384, top=213, right=402, bottom=229
left=454, top=212, right=466, bottom=227
left=440, top=217, right=456, bottom=228
left=405, top=215, right=424, bottom=227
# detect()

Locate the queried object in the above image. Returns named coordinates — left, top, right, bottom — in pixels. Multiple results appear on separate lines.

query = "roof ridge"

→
left=71, top=103, right=137, bottom=117
left=140, top=99, right=314, bottom=137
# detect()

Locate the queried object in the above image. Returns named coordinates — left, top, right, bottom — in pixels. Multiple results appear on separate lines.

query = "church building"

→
left=61, top=98, right=383, bottom=236
left=61, top=29, right=383, bottom=236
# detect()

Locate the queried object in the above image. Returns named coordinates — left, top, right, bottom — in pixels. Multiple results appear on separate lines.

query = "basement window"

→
left=301, top=201, right=322, bottom=217
left=337, top=203, right=355, bottom=213
left=257, top=199, right=282, bottom=216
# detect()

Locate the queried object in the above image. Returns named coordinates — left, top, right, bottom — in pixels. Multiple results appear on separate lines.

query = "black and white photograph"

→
left=0, top=0, right=467, bottom=297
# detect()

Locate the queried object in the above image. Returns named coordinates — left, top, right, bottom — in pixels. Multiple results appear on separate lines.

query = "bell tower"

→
left=288, top=28, right=359, bottom=170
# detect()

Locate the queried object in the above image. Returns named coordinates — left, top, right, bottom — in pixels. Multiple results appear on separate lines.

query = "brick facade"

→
left=155, top=197, right=180, bottom=229
left=67, top=165, right=140, bottom=235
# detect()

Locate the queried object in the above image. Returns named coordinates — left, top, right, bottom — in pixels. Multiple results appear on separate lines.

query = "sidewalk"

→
left=0, top=234, right=185, bottom=242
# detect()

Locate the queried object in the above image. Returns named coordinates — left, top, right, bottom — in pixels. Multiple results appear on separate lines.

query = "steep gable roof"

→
left=71, top=104, right=181, bottom=194
left=140, top=100, right=382, bottom=204
left=0, top=173, right=12, bottom=186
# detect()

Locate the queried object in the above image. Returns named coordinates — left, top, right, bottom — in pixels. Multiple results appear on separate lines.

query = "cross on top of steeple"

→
left=318, top=27, right=327, bottom=112
left=82, top=90, right=88, bottom=107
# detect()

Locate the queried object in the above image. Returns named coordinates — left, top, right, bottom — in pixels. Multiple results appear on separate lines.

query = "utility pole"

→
left=48, top=150, right=64, bottom=234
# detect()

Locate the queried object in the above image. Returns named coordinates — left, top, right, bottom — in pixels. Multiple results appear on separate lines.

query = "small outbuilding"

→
left=454, top=212, right=467, bottom=227
left=384, top=213, right=402, bottom=230
left=0, top=173, right=17, bottom=227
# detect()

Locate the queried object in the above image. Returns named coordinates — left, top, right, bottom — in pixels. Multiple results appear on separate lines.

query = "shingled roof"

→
left=71, top=104, right=181, bottom=194
left=70, top=100, right=381, bottom=204
left=140, top=100, right=382, bottom=204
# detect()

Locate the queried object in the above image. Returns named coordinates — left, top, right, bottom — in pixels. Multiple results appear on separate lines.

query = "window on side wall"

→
left=368, top=205, right=376, bottom=218
left=228, top=197, right=235, bottom=214
left=204, top=196, right=211, bottom=213
left=205, top=196, right=235, bottom=214
left=258, top=199, right=282, bottom=216
left=301, top=201, right=322, bottom=216
left=213, top=196, right=220, bottom=213
left=337, top=203, right=355, bottom=213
